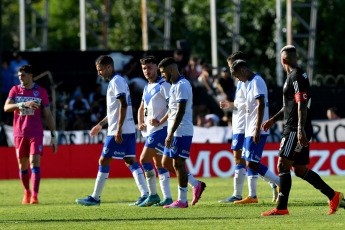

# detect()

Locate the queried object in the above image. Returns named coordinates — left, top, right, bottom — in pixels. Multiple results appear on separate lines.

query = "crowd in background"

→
left=1, top=51, right=342, bottom=132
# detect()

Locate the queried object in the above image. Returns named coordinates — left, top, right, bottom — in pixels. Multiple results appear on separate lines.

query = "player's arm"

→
left=150, top=111, right=169, bottom=127
left=261, top=107, right=284, bottom=132
left=90, top=116, right=107, bottom=137
left=297, top=99, right=309, bottom=147
left=254, top=97, right=265, bottom=144
left=42, top=106, right=58, bottom=153
left=4, top=98, right=39, bottom=112
left=138, top=101, right=146, bottom=130
left=165, top=101, right=186, bottom=148
left=115, top=95, right=128, bottom=144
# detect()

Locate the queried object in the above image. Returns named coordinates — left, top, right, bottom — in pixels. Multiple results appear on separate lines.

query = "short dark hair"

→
left=230, top=59, right=247, bottom=75
left=96, top=55, right=114, bottom=67
left=158, top=57, right=176, bottom=69
left=140, top=56, right=157, bottom=65
left=18, top=64, right=34, bottom=75
left=227, top=51, right=246, bottom=63
left=328, top=107, right=338, bottom=114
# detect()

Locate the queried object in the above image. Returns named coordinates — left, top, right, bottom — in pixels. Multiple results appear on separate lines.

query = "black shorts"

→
left=278, top=131, right=310, bottom=166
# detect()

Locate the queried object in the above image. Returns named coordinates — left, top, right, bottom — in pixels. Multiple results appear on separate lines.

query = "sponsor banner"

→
left=3, top=119, right=345, bottom=146
left=0, top=142, right=344, bottom=179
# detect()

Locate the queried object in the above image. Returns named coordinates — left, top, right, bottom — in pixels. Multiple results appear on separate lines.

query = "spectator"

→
left=89, top=84, right=106, bottom=118
left=9, top=53, right=29, bottom=86
left=205, top=114, right=220, bottom=127
left=1, top=60, right=13, bottom=124
left=327, top=107, right=341, bottom=120
left=217, top=67, right=235, bottom=102
left=68, top=91, right=90, bottom=130
left=184, top=56, right=201, bottom=83
left=197, top=62, right=214, bottom=95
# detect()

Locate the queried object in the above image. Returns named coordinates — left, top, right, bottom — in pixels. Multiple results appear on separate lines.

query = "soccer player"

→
left=76, top=55, right=148, bottom=206
left=137, top=56, right=174, bottom=207
left=4, top=64, right=57, bottom=204
left=261, top=45, right=343, bottom=215
left=158, top=57, right=206, bottom=208
left=219, top=52, right=278, bottom=203
left=228, top=60, right=279, bottom=204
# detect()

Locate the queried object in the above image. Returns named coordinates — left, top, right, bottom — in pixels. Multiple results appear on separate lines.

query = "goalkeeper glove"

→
left=17, top=101, right=39, bottom=110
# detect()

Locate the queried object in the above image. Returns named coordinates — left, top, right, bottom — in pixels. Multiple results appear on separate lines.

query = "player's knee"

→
left=293, top=166, right=307, bottom=178
left=124, top=157, right=136, bottom=167
left=234, top=157, right=244, bottom=165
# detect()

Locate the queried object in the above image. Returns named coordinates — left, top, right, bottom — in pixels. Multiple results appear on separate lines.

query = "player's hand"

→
left=149, top=118, right=160, bottom=127
left=138, top=123, right=147, bottom=131
left=220, top=101, right=233, bottom=109
left=165, top=132, right=174, bottom=149
left=261, top=118, right=275, bottom=132
left=115, top=129, right=123, bottom=144
left=253, top=128, right=261, bottom=144
left=297, top=127, right=309, bottom=147
left=17, top=101, right=39, bottom=110
left=90, top=124, right=102, bottom=137
left=50, top=131, right=58, bottom=153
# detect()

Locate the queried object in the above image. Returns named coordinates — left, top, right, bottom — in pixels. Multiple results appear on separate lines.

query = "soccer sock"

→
left=277, top=170, right=291, bottom=210
left=19, top=169, right=31, bottom=193
left=247, top=168, right=258, bottom=198
left=130, top=162, right=149, bottom=197
left=187, top=173, right=199, bottom=188
left=302, top=169, right=335, bottom=200
left=257, top=163, right=279, bottom=186
left=31, top=167, right=41, bottom=197
left=92, top=165, right=110, bottom=201
left=178, top=186, right=188, bottom=203
left=158, top=168, right=172, bottom=199
left=142, top=163, right=157, bottom=195
left=233, top=165, right=246, bottom=198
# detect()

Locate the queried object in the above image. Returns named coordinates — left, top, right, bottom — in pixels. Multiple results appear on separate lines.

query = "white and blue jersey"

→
left=167, top=76, right=193, bottom=137
left=231, top=80, right=247, bottom=150
left=242, top=73, right=269, bottom=163
left=106, top=74, right=135, bottom=135
left=244, top=73, right=269, bottom=138
left=142, top=76, right=171, bottom=136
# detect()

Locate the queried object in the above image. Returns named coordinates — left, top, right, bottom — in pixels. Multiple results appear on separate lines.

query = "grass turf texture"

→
left=0, top=176, right=344, bottom=229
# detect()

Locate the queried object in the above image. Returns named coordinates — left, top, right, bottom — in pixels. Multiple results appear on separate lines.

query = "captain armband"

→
left=294, top=92, right=307, bottom=103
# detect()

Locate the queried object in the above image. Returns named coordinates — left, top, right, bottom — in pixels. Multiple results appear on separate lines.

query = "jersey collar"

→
left=20, top=83, right=38, bottom=90
left=173, top=75, right=185, bottom=84
left=249, top=73, right=260, bottom=81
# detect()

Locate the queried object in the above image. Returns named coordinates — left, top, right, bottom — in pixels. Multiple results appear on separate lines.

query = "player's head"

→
left=158, top=57, right=178, bottom=83
left=230, top=59, right=248, bottom=82
left=327, top=107, right=340, bottom=120
left=280, top=45, right=297, bottom=71
left=96, top=55, right=115, bottom=80
left=227, top=51, right=246, bottom=68
left=18, top=65, right=34, bottom=87
left=140, top=56, right=158, bottom=81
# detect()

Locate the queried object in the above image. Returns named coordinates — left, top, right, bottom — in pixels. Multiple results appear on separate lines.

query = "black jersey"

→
left=282, top=67, right=312, bottom=137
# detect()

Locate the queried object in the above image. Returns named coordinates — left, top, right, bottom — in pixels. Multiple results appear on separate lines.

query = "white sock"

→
left=248, top=175, right=258, bottom=198
left=145, top=169, right=157, bottom=195
left=92, top=171, right=109, bottom=201
left=259, top=175, right=277, bottom=189
left=233, top=167, right=246, bottom=198
left=178, top=186, right=188, bottom=203
left=132, top=168, right=149, bottom=197
left=159, top=172, right=172, bottom=199
left=187, top=173, right=199, bottom=188
left=261, top=169, right=280, bottom=186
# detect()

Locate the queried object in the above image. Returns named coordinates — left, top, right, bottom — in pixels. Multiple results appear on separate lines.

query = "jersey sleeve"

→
left=7, top=87, right=17, bottom=101
left=113, top=78, right=126, bottom=98
left=253, top=77, right=267, bottom=99
left=175, top=82, right=189, bottom=103
left=291, top=73, right=309, bottom=103
left=41, top=88, right=50, bottom=107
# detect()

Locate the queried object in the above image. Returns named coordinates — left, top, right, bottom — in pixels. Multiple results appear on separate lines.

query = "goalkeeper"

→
left=4, top=64, right=57, bottom=205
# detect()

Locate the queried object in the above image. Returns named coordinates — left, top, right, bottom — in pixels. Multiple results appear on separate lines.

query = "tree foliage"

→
left=1, top=0, right=345, bottom=83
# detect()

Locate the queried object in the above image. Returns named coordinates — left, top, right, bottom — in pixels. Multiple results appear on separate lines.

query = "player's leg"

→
left=29, top=154, right=41, bottom=204
left=293, top=164, right=343, bottom=214
left=15, top=137, right=31, bottom=204
left=76, top=136, right=114, bottom=206
left=138, top=147, right=161, bottom=207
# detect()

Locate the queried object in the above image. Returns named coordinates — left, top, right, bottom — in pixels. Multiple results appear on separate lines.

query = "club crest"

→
left=33, top=91, right=39, bottom=97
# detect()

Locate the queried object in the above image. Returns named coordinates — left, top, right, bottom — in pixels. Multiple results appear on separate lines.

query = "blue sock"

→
left=257, top=164, right=269, bottom=176
left=235, top=164, right=246, bottom=170
left=142, top=162, right=154, bottom=172
left=129, top=162, right=140, bottom=172
left=247, top=168, right=258, bottom=176
left=99, top=165, right=110, bottom=173
left=157, top=168, right=168, bottom=175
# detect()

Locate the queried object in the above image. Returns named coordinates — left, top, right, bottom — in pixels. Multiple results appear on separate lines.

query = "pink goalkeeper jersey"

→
left=8, top=83, right=50, bottom=137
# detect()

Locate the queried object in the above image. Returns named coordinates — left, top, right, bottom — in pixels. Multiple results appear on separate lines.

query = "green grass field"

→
left=0, top=176, right=344, bottom=229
